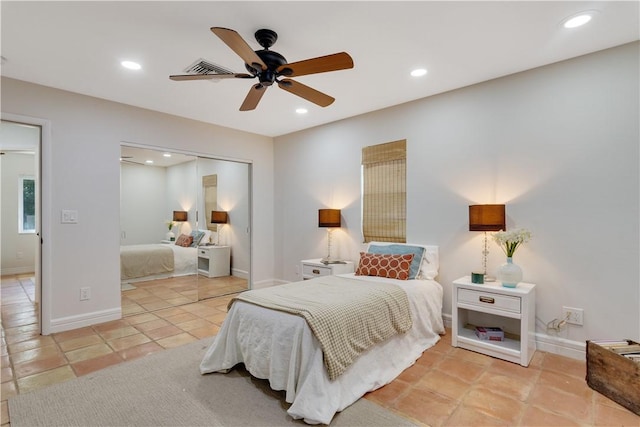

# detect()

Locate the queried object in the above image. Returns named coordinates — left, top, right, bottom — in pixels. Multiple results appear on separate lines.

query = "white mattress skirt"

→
left=200, top=277, right=444, bottom=424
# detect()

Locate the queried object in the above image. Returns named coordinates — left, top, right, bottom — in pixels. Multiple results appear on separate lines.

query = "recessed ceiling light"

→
left=562, top=11, right=596, bottom=29
left=145, top=160, right=153, bottom=164
left=296, top=108, right=308, bottom=114
left=163, top=153, right=172, bottom=158
left=411, top=68, right=427, bottom=77
left=121, top=60, right=141, bottom=70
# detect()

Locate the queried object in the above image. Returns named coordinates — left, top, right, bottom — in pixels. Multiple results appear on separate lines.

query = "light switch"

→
left=61, top=210, right=78, bottom=224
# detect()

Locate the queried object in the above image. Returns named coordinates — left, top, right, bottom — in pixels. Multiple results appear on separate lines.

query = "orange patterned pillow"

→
left=175, top=234, right=193, bottom=247
left=355, top=252, right=414, bottom=280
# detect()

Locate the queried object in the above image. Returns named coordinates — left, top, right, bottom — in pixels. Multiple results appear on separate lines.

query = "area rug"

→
left=8, top=338, right=416, bottom=426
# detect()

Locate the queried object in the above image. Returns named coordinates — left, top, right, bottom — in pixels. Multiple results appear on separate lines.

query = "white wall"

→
left=274, top=42, right=640, bottom=356
left=0, top=152, right=37, bottom=275
left=166, top=159, right=198, bottom=237
left=120, top=162, right=167, bottom=245
left=1, top=76, right=274, bottom=333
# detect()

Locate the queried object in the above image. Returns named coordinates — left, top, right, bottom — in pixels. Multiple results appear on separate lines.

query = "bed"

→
left=199, top=243, right=445, bottom=424
left=120, top=243, right=197, bottom=283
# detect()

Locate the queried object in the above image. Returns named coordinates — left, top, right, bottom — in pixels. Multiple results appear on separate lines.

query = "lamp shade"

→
left=469, top=204, right=505, bottom=231
left=211, top=211, right=228, bottom=224
left=173, top=211, right=188, bottom=222
left=319, top=209, right=341, bottom=228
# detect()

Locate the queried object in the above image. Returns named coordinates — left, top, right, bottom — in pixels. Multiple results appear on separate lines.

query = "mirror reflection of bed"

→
left=119, top=146, right=250, bottom=315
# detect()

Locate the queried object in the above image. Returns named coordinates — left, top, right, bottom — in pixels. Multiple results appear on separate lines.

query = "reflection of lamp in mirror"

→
left=172, top=210, right=188, bottom=237
left=211, top=211, right=228, bottom=245
left=469, top=204, right=505, bottom=282
left=319, top=209, right=341, bottom=264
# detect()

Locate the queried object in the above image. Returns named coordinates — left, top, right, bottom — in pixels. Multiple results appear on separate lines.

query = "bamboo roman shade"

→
left=361, top=139, right=407, bottom=243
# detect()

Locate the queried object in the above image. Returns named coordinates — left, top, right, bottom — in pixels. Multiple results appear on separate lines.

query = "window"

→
left=361, top=140, right=406, bottom=243
left=19, top=176, right=35, bottom=233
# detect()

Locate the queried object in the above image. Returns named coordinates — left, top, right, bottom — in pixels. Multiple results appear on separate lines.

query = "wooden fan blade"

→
left=211, top=27, right=267, bottom=71
left=277, top=52, right=353, bottom=77
left=277, top=79, right=335, bottom=107
left=169, top=73, right=253, bottom=81
left=240, top=84, right=267, bottom=111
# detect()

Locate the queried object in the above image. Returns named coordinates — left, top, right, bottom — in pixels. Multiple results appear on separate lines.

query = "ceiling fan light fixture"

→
left=121, top=60, right=141, bottom=70
left=296, top=108, right=308, bottom=114
left=411, top=68, right=427, bottom=77
left=562, top=11, right=596, bottom=28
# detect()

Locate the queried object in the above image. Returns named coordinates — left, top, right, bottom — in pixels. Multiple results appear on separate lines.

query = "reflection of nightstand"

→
left=452, top=276, right=536, bottom=366
left=198, top=246, right=231, bottom=278
left=301, top=259, right=354, bottom=280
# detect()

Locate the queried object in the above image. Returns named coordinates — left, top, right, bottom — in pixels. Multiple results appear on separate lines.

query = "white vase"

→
left=498, top=257, right=522, bottom=288
left=166, top=230, right=175, bottom=241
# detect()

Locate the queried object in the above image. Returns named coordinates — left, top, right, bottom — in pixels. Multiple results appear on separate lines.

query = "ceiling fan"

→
left=170, top=27, right=354, bottom=111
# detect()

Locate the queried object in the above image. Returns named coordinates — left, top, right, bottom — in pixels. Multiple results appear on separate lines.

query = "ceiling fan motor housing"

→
left=246, top=49, right=288, bottom=86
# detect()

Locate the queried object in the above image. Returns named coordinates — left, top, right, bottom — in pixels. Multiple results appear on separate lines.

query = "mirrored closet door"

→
left=119, top=145, right=250, bottom=316
left=195, top=157, right=250, bottom=300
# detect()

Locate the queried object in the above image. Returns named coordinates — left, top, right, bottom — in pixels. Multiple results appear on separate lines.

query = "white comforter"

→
left=199, top=273, right=445, bottom=425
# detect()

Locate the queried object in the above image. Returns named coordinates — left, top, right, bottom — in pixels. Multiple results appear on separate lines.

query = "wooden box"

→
left=586, top=340, right=640, bottom=415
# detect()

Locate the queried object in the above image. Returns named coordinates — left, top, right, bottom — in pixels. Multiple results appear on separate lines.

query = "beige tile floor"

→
left=2, top=273, right=639, bottom=426
left=121, top=274, right=248, bottom=316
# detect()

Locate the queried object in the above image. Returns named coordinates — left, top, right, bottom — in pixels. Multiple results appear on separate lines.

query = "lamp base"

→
left=484, top=275, right=496, bottom=282
left=321, top=257, right=345, bottom=265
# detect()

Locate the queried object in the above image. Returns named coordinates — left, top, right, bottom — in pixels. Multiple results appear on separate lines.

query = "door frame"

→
left=2, top=112, right=52, bottom=334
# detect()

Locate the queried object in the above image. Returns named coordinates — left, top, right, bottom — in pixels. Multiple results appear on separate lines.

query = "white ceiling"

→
left=2, top=1, right=638, bottom=137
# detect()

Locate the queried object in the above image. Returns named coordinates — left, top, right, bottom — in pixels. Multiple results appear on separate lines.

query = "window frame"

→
left=18, top=175, right=36, bottom=234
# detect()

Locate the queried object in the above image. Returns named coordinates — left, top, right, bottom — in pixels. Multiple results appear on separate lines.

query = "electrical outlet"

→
left=563, top=306, right=584, bottom=325
left=80, top=287, right=91, bottom=301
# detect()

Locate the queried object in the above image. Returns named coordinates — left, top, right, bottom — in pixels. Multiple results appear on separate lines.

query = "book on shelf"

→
left=590, top=339, right=640, bottom=364
left=475, top=326, right=504, bottom=341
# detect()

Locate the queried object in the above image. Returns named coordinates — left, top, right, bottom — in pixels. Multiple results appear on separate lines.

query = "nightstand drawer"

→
left=198, top=248, right=210, bottom=258
left=302, top=264, right=332, bottom=278
left=457, top=288, right=521, bottom=314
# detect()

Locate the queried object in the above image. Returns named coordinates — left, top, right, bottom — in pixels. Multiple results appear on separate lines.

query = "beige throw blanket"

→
left=120, top=244, right=174, bottom=280
left=232, top=275, right=413, bottom=380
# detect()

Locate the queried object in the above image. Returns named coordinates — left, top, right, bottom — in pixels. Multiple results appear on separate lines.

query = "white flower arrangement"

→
left=165, top=220, right=177, bottom=231
left=492, top=228, right=532, bottom=258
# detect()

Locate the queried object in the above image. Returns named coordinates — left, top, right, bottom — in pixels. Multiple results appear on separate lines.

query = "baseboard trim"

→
left=535, top=332, right=586, bottom=360
left=231, top=268, right=249, bottom=280
left=48, top=307, right=122, bottom=334
left=252, top=278, right=287, bottom=289
left=1, top=267, right=35, bottom=276
left=442, top=313, right=452, bottom=329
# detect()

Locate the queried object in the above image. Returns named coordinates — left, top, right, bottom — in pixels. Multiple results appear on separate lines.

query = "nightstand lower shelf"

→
left=457, top=326, right=522, bottom=360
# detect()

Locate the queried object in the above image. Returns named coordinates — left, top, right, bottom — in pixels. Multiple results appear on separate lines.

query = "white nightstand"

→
left=452, top=276, right=536, bottom=366
left=198, top=246, right=231, bottom=278
left=301, top=259, right=354, bottom=280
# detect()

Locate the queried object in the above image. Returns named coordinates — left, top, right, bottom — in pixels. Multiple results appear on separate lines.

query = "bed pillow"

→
left=419, top=248, right=439, bottom=280
left=355, top=252, right=414, bottom=280
left=190, top=230, right=206, bottom=247
left=367, top=244, right=425, bottom=280
left=200, top=229, right=212, bottom=245
left=175, top=234, right=193, bottom=247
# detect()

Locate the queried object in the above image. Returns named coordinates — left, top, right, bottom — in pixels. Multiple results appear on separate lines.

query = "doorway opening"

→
left=1, top=118, right=42, bottom=335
